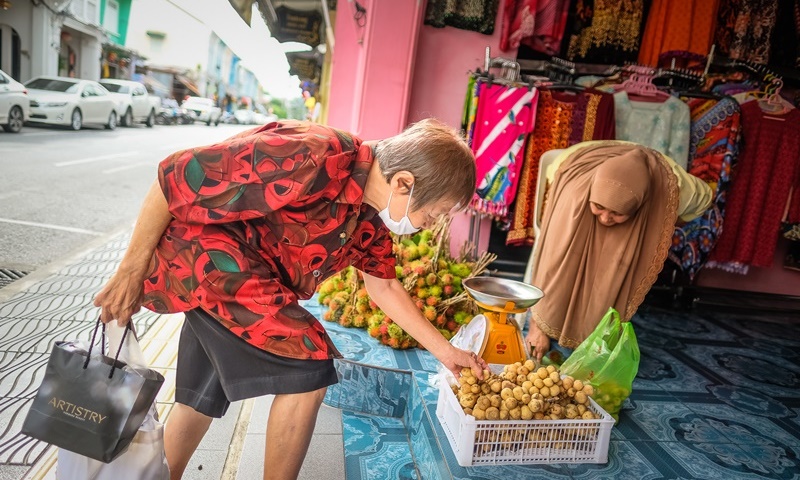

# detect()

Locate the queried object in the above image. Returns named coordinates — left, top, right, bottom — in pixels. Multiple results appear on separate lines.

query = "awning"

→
left=135, top=74, right=171, bottom=98
left=176, top=75, right=202, bottom=97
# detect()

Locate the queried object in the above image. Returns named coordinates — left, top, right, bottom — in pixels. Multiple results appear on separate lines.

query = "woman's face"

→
left=589, top=202, right=631, bottom=227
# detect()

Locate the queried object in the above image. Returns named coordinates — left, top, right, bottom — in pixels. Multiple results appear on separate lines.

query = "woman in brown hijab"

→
left=526, top=141, right=688, bottom=360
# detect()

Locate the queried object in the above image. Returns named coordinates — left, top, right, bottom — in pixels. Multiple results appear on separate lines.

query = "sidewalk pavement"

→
left=0, top=230, right=345, bottom=480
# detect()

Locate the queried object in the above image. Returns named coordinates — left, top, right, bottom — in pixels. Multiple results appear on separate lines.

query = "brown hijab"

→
left=530, top=142, right=680, bottom=348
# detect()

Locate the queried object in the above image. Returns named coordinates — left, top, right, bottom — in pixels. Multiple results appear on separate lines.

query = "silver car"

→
left=0, top=69, right=30, bottom=133
left=25, top=76, right=118, bottom=131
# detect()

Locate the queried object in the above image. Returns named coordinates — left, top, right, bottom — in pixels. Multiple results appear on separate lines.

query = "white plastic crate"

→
left=435, top=376, right=614, bottom=466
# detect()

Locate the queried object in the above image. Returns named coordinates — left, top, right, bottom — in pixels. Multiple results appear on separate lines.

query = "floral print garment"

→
left=143, top=121, right=396, bottom=360
left=669, top=97, right=742, bottom=280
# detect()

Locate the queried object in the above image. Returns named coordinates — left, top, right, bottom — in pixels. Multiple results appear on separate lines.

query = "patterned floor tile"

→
left=707, top=312, right=800, bottom=348
left=679, top=343, right=800, bottom=397
left=681, top=401, right=800, bottom=447
left=657, top=441, right=785, bottom=479
left=612, top=399, right=729, bottom=442
left=634, top=308, right=739, bottom=343
left=637, top=347, right=719, bottom=393
left=343, top=412, right=417, bottom=480
left=737, top=444, right=800, bottom=480
left=568, top=441, right=679, bottom=479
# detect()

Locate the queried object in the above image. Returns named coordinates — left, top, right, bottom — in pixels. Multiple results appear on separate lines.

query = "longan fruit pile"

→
left=451, top=360, right=600, bottom=422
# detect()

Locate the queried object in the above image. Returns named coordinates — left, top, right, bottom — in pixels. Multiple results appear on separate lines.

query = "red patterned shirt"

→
left=142, top=121, right=396, bottom=360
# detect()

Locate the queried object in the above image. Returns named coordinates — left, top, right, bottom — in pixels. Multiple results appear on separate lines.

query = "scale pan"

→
left=463, top=277, right=544, bottom=309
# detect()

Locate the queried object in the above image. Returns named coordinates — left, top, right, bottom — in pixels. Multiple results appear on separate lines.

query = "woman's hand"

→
left=438, top=344, right=489, bottom=380
left=526, top=321, right=550, bottom=362
left=93, top=267, right=146, bottom=326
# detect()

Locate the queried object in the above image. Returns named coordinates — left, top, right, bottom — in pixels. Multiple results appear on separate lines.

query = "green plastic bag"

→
left=559, top=308, right=640, bottom=421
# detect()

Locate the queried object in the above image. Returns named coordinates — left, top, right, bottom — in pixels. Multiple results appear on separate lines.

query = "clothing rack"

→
left=518, top=58, right=620, bottom=82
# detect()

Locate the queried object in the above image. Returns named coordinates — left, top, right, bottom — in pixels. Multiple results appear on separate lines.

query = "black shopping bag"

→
left=21, top=319, right=165, bottom=463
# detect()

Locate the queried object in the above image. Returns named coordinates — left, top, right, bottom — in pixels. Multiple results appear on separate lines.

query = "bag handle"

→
left=83, top=318, right=132, bottom=379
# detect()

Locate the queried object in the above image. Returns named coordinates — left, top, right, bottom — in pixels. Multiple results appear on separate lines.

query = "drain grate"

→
left=0, top=268, right=29, bottom=289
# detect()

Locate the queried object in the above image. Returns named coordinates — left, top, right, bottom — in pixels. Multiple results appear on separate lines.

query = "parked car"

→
left=0, top=69, right=29, bottom=133
left=181, top=96, right=221, bottom=126
left=99, top=79, right=159, bottom=127
left=25, top=76, right=117, bottom=131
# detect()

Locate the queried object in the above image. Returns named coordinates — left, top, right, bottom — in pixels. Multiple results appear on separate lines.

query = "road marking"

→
left=158, top=142, right=193, bottom=151
left=54, top=151, right=140, bottom=167
left=0, top=217, right=102, bottom=235
left=103, top=161, right=155, bottom=174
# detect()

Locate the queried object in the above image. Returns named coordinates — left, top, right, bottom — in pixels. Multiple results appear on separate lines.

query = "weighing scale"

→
left=456, top=277, right=544, bottom=365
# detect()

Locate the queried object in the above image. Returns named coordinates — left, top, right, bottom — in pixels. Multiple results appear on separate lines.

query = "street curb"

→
left=0, top=222, right=134, bottom=304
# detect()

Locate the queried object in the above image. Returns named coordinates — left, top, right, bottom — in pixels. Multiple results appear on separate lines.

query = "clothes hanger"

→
left=613, top=66, right=672, bottom=102
left=755, top=78, right=794, bottom=117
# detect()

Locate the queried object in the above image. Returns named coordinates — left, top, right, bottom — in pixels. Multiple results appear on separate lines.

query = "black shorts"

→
left=175, top=308, right=338, bottom=418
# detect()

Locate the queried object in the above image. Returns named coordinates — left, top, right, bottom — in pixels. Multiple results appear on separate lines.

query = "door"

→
left=80, top=84, right=104, bottom=122
left=131, top=85, right=147, bottom=118
left=0, top=72, right=10, bottom=123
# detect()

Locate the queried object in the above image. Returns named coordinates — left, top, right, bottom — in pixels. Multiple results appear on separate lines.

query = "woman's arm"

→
left=93, top=180, right=173, bottom=325
left=361, top=272, right=487, bottom=379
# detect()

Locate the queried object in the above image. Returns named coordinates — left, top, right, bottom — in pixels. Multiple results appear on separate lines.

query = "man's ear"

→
left=389, top=171, right=415, bottom=194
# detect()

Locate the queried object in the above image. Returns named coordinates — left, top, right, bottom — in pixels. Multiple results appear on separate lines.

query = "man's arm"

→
left=360, top=272, right=487, bottom=379
left=94, top=180, right=173, bottom=325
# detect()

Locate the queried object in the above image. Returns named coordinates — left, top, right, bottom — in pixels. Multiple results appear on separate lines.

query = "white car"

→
left=181, top=97, right=221, bottom=126
left=25, top=76, right=118, bottom=131
left=99, top=79, right=160, bottom=128
left=0, top=69, right=30, bottom=133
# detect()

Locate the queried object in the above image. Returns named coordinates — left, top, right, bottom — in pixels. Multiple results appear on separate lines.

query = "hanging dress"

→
left=470, top=82, right=539, bottom=218
left=708, top=101, right=800, bottom=272
left=507, top=87, right=616, bottom=245
left=637, top=0, right=720, bottom=66
left=613, top=91, right=692, bottom=169
left=668, top=96, right=742, bottom=280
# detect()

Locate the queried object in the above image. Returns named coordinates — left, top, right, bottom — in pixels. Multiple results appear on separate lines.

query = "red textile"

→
left=710, top=102, right=800, bottom=269
left=143, top=121, right=396, bottom=360
left=500, top=0, right=570, bottom=54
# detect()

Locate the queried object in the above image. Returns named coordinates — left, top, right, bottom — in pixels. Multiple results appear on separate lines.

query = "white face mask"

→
left=378, top=183, right=421, bottom=235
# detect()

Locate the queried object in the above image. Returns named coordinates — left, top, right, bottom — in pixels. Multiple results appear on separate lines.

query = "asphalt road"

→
left=0, top=122, right=254, bottom=273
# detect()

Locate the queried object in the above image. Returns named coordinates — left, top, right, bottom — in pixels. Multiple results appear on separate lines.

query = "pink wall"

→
left=407, top=14, right=512, bottom=127
left=406, top=3, right=515, bottom=255
left=326, top=0, right=424, bottom=140
left=695, top=238, right=800, bottom=296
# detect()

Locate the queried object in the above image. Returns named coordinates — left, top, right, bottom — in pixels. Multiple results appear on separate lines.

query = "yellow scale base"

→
left=474, top=300, right=529, bottom=365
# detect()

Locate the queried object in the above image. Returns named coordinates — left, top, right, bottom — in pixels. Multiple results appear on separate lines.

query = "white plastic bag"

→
left=56, top=321, right=170, bottom=479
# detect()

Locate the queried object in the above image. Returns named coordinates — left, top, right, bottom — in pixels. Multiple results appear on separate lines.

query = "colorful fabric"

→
left=500, top=0, right=571, bottom=54
left=613, top=92, right=692, bottom=169
left=462, top=77, right=481, bottom=148
left=143, top=121, right=396, bottom=361
left=470, top=82, right=538, bottom=217
left=563, top=0, right=647, bottom=64
left=715, top=0, right=779, bottom=65
left=424, top=0, right=500, bottom=34
left=669, top=96, right=742, bottom=280
left=507, top=88, right=616, bottom=245
left=708, top=102, right=800, bottom=272
left=637, top=0, right=720, bottom=66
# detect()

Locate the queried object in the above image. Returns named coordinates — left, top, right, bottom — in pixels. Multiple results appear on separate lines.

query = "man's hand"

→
left=439, top=344, right=489, bottom=380
left=93, top=268, right=146, bottom=326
